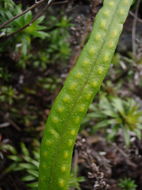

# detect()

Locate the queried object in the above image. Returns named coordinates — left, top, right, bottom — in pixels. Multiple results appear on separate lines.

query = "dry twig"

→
left=0, top=0, right=47, bottom=30
left=130, top=11, right=142, bottom=24
left=0, top=0, right=68, bottom=41
left=132, top=0, right=141, bottom=57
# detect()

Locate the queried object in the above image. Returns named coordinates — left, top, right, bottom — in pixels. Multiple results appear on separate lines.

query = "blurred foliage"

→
left=23, top=15, right=71, bottom=69
left=45, top=15, right=71, bottom=64
left=118, top=178, right=137, bottom=190
left=0, top=0, right=71, bottom=68
left=0, top=2, right=71, bottom=188
left=0, top=66, right=11, bottom=81
left=7, top=142, right=39, bottom=189
left=0, top=86, right=16, bottom=104
left=4, top=142, right=84, bottom=190
left=0, top=137, right=16, bottom=160
left=69, top=163, right=85, bottom=190
left=37, top=76, right=62, bottom=91
left=83, top=94, right=142, bottom=146
left=0, top=0, right=48, bottom=55
left=0, top=0, right=71, bottom=129
left=69, top=173, right=85, bottom=190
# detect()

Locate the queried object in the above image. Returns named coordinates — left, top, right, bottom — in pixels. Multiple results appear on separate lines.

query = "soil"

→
left=74, top=134, right=142, bottom=190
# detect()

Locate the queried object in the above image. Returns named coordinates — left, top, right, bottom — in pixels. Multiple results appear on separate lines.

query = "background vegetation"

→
left=0, top=0, right=142, bottom=190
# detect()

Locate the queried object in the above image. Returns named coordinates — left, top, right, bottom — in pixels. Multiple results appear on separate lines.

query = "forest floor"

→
left=0, top=0, right=142, bottom=190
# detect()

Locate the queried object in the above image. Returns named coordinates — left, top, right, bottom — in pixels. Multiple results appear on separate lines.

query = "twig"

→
left=0, top=0, right=47, bottom=30
left=53, top=0, right=68, bottom=5
left=0, top=0, right=68, bottom=41
left=0, top=111, right=21, bottom=131
left=132, top=0, right=141, bottom=57
left=0, top=2, right=52, bottom=40
left=116, top=146, right=137, bottom=168
left=0, top=122, right=10, bottom=128
left=130, top=11, right=142, bottom=23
